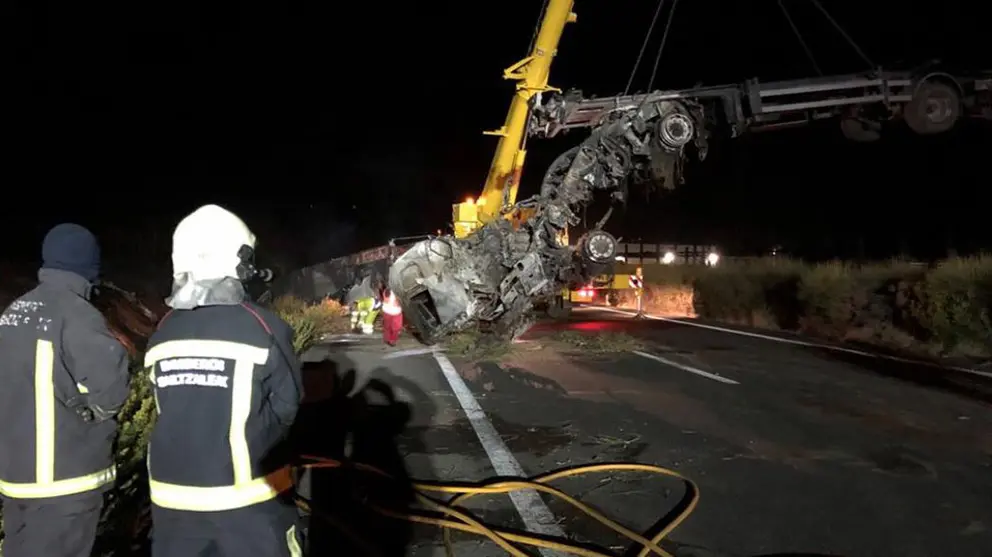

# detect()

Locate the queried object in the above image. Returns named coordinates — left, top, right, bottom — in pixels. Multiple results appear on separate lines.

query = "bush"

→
left=646, top=257, right=992, bottom=360
left=271, top=295, right=350, bottom=354
left=1, top=293, right=345, bottom=556
left=692, top=258, right=804, bottom=328
left=911, top=257, right=992, bottom=357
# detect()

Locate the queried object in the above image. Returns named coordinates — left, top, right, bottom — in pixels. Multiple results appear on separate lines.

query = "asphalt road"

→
left=297, top=307, right=992, bottom=557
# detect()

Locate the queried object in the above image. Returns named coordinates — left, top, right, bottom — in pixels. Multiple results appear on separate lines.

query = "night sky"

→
left=8, top=1, right=991, bottom=275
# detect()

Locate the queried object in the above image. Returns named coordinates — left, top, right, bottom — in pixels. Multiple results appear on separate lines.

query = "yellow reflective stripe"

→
left=147, top=366, right=161, bottom=414
left=149, top=466, right=293, bottom=512
left=287, top=524, right=302, bottom=557
left=34, top=339, right=55, bottom=484
left=9, top=340, right=116, bottom=500
left=146, top=338, right=276, bottom=511
left=144, top=340, right=269, bottom=367
left=75, top=382, right=89, bottom=394
left=0, top=466, right=116, bottom=499
left=230, top=359, right=254, bottom=484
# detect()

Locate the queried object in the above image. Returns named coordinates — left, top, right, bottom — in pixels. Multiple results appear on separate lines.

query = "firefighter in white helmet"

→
left=144, top=204, right=304, bottom=556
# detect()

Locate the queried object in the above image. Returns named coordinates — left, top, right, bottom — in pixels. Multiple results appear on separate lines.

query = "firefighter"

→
left=381, top=287, right=403, bottom=346
left=144, top=204, right=304, bottom=557
left=0, top=223, right=131, bottom=557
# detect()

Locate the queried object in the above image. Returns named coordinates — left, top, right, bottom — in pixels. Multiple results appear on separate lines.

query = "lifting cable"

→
left=646, top=0, right=680, bottom=94
left=623, top=0, right=666, bottom=96
left=807, top=0, right=876, bottom=70
left=296, top=455, right=701, bottom=557
left=777, top=0, right=822, bottom=75
left=527, top=0, right=552, bottom=54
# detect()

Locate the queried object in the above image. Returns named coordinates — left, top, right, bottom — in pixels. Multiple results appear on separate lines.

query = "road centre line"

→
left=585, top=306, right=992, bottom=380
left=432, top=352, right=566, bottom=555
left=632, top=350, right=740, bottom=385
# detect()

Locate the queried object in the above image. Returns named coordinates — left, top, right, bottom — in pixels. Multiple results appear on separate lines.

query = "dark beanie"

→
left=42, top=223, right=101, bottom=281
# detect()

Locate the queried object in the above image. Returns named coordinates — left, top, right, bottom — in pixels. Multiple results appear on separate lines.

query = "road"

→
left=296, top=306, right=992, bottom=557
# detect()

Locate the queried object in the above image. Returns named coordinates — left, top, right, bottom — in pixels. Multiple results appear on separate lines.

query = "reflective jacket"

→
left=144, top=302, right=303, bottom=512
left=0, top=269, right=130, bottom=499
left=381, top=291, right=402, bottom=316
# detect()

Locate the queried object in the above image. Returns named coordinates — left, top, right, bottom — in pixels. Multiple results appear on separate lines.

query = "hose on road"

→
left=295, top=455, right=699, bottom=557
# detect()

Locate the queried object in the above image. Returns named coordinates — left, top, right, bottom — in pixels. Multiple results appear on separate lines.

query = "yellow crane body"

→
left=452, top=0, right=577, bottom=239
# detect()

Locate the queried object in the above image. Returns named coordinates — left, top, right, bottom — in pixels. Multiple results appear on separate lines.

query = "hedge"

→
left=645, top=256, right=992, bottom=360
left=0, top=294, right=346, bottom=556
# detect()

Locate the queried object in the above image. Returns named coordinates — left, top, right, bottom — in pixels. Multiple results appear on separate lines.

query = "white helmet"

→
left=172, top=204, right=256, bottom=282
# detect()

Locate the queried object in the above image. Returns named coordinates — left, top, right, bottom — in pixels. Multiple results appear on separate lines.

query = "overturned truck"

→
left=388, top=65, right=991, bottom=344
left=389, top=96, right=702, bottom=344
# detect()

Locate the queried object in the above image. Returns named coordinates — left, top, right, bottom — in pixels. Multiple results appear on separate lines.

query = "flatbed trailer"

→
left=532, top=65, right=992, bottom=142
left=274, top=239, right=417, bottom=303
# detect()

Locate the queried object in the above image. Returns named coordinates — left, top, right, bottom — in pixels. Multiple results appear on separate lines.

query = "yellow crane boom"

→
left=451, top=0, right=577, bottom=239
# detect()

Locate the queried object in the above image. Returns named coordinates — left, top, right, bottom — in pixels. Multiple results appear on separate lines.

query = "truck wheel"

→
left=905, top=80, right=961, bottom=135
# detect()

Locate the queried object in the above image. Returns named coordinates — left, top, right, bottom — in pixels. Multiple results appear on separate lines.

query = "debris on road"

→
left=444, top=330, right=515, bottom=362
left=551, top=330, right=644, bottom=353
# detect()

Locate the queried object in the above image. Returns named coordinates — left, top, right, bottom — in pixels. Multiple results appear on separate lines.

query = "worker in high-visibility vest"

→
left=346, top=274, right=376, bottom=334
left=353, top=296, right=377, bottom=334
left=381, top=288, right=403, bottom=346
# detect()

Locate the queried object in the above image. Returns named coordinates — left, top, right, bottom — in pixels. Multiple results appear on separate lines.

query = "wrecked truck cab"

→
left=388, top=237, right=485, bottom=344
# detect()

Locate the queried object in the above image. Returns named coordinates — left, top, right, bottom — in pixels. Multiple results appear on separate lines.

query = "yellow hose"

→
left=297, top=456, right=699, bottom=556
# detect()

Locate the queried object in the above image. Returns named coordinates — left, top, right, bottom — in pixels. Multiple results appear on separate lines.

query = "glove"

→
left=65, top=396, right=120, bottom=423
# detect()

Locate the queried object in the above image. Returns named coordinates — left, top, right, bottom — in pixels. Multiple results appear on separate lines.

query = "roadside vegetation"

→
left=271, top=294, right=351, bottom=352
left=0, top=291, right=343, bottom=556
left=639, top=256, right=992, bottom=361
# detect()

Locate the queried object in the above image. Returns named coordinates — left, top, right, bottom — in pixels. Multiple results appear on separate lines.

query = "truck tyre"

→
left=905, top=80, right=961, bottom=135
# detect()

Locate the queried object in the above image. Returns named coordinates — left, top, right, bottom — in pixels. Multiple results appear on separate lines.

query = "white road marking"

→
left=432, top=352, right=566, bottom=555
left=584, top=306, right=992, bottom=380
left=632, top=350, right=740, bottom=385
left=382, top=347, right=440, bottom=360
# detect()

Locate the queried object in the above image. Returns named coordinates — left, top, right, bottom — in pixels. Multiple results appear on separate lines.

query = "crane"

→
left=376, top=1, right=990, bottom=343
left=451, top=0, right=577, bottom=240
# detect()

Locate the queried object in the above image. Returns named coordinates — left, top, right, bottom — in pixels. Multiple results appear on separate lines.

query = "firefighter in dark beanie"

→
left=0, top=223, right=131, bottom=557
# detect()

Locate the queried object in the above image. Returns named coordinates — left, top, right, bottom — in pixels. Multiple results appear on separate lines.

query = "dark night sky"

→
left=8, top=1, right=991, bottom=273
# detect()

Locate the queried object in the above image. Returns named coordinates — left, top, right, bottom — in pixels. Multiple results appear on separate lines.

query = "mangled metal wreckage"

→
left=389, top=98, right=705, bottom=343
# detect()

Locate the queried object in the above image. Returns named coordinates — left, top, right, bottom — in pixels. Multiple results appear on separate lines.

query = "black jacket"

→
left=0, top=269, right=131, bottom=499
left=144, top=301, right=303, bottom=512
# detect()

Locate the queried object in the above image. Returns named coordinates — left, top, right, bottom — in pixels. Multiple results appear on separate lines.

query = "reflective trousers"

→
left=383, top=312, right=403, bottom=345
left=151, top=496, right=303, bottom=557
left=0, top=492, right=103, bottom=557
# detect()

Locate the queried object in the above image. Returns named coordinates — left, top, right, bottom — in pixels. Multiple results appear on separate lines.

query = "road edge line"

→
left=431, top=352, right=566, bottom=553
left=587, top=306, right=992, bottom=380
left=632, top=350, right=740, bottom=385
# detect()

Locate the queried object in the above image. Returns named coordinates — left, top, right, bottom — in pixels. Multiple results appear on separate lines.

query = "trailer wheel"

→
left=905, top=80, right=961, bottom=135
